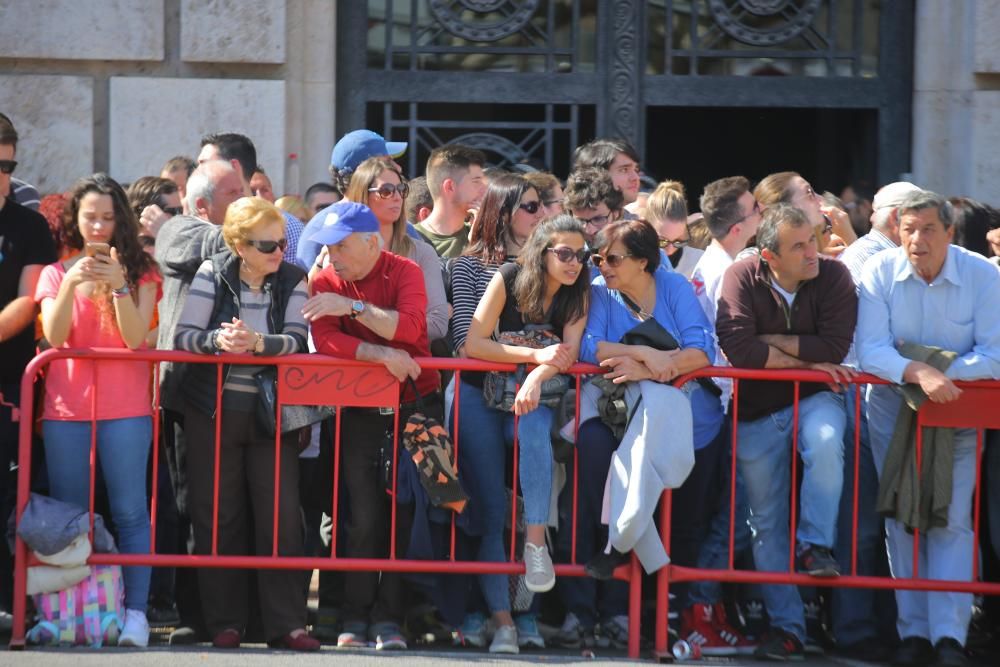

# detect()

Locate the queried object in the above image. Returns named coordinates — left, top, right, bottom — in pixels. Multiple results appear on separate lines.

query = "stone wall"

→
left=0, top=0, right=336, bottom=197
left=913, top=0, right=1000, bottom=203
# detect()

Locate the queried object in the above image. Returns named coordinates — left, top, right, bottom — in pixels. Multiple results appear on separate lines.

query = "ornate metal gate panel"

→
left=337, top=1, right=913, bottom=183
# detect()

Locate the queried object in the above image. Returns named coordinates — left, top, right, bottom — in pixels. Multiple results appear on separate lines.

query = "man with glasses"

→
left=564, top=167, right=624, bottom=246
left=0, top=112, right=57, bottom=628
left=716, top=204, right=858, bottom=661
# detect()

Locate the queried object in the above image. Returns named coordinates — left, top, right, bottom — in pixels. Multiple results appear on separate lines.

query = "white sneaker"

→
left=523, top=542, right=555, bottom=593
left=489, top=624, right=519, bottom=654
left=119, top=609, right=150, bottom=648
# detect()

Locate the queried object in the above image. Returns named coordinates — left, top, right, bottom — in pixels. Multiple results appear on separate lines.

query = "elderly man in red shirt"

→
left=303, top=201, right=441, bottom=652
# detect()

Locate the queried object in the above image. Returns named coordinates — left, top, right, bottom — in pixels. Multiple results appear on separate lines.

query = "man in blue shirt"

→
left=857, top=190, right=1000, bottom=667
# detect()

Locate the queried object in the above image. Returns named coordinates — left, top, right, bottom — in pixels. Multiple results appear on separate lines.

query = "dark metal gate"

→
left=337, top=1, right=913, bottom=185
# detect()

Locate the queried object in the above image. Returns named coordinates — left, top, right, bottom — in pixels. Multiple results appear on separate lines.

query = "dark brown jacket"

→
left=716, top=254, right=857, bottom=421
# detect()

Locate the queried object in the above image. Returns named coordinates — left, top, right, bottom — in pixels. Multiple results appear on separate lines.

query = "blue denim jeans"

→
left=737, top=390, right=846, bottom=641
left=453, top=379, right=554, bottom=613
left=831, top=384, right=896, bottom=645
left=43, top=417, right=152, bottom=611
left=688, top=421, right=754, bottom=605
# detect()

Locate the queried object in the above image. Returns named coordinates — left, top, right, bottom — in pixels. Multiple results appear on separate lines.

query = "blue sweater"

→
left=582, top=269, right=723, bottom=448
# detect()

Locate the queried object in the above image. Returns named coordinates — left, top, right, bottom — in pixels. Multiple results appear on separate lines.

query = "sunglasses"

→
left=821, top=214, right=833, bottom=235
left=0, top=160, right=17, bottom=175
left=658, top=236, right=689, bottom=250
left=246, top=238, right=288, bottom=254
left=368, top=183, right=409, bottom=199
left=163, top=206, right=183, bottom=216
left=518, top=200, right=542, bottom=215
left=591, top=253, right=633, bottom=268
left=576, top=213, right=610, bottom=229
left=547, top=246, right=589, bottom=264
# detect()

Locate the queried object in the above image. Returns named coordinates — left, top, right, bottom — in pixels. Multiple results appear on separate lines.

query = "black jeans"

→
left=339, top=392, right=443, bottom=627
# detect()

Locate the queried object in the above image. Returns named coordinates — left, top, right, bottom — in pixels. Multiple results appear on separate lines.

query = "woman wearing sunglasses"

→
left=35, top=173, right=162, bottom=647
left=568, top=219, right=724, bottom=642
left=646, top=180, right=704, bottom=279
left=340, top=156, right=449, bottom=341
left=457, top=214, right=588, bottom=654
left=173, top=197, right=318, bottom=651
left=448, top=172, right=549, bottom=652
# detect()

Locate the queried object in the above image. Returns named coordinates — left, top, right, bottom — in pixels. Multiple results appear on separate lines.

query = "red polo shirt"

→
left=311, top=250, right=439, bottom=400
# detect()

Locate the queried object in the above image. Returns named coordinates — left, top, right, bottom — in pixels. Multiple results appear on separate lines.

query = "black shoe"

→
left=891, top=636, right=935, bottom=666
left=933, top=638, right=968, bottom=667
left=168, top=625, right=207, bottom=645
left=753, top=628, right=805, bottom=661
left=584, top=548, right=629, bottom=580
left=795, top=545, right=840, bottom=577
left=837, top=636, right=894, bottom=663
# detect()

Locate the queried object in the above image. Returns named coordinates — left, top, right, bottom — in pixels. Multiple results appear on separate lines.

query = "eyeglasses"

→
left=575, top=214, right=611, bottom=229
left=591, top=253, right=633, bottom=268
left=735, top=199, right=761, bottom=224
left=245, top=238, right=288, bottom=254
left=368, top=183, right=409, bottom=199
left=547, top=246, right=589, bottom=264
left=821, top=214, right=833, bottom=235
left=0, top=160, right=17, bottom=175
left=163, top=206, right=183, bottom=216
left=518, top=200, right=541, bottom=215
left=658, top=236, right=689, bottom=250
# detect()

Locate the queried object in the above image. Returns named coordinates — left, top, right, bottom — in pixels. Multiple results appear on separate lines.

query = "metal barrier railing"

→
left=652, top=367, right=1000, bottom=661
left=10, top=351, right=1000, bottom=660
left=10, top=348, right=648, bottom=654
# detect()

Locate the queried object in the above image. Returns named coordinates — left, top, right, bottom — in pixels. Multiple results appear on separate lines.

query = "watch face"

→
left=351, top=300, right=364, bottom=317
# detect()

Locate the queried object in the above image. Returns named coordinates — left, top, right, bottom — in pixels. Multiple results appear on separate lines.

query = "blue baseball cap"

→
left=308, top=201, right=380, bottom=246
left=330, top=129, right=407, bottom=172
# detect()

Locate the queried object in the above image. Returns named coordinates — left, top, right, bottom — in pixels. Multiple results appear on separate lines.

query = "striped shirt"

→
left=11, top=177, right=40, bottom=211
left=175, top=259, right=308, bottom=410
left=449, top=254, right=510, bottom=353
left=839, top=229, right=896, bottom=287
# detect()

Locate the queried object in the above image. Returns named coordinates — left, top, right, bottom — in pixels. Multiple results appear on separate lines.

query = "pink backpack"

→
left=27, top=564, right=124, bottom=647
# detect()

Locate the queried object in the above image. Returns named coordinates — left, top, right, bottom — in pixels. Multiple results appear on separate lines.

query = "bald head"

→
left=185, top=160, right=246, bottom=225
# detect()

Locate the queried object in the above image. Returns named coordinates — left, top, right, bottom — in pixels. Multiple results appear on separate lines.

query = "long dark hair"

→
left=465, top=173, right=534, bottom=265
left=64, top=173, right=158, bottom=299
left=514, top=215, right=589, bottom=327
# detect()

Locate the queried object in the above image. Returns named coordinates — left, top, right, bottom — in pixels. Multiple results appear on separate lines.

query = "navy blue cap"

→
left=330, top=129, right=407, bottom=172
left=307, top=201, right=380, bottom=246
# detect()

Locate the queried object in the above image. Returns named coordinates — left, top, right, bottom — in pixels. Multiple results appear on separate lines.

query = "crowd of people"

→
left=2, top=110, right=1000, bottom=665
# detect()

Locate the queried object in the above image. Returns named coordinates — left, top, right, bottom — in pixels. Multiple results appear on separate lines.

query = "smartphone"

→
left=85, top=242, right=111, bottom=258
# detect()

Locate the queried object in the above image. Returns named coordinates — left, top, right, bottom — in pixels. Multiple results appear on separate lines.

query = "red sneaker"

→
left=712, top=602, right=757, bottom=655
left=680, top=603, right=738, bottom=656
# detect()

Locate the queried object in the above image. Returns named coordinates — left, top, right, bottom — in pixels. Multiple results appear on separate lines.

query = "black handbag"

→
left=253, top=366, right=335, bottom=436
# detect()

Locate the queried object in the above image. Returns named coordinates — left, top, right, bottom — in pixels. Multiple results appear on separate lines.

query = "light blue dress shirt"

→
left=857, top=244, right=1000, bottom=384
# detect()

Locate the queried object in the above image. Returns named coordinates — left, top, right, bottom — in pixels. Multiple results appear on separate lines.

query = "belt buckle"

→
left=378, top=406, right=395, bottom=416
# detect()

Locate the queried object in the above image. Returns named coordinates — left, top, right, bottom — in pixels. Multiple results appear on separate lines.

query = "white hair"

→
left=185, top=160, right=237, bottom=213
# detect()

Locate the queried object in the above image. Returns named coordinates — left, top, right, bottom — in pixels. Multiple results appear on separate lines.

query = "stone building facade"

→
left=0, top=1, right=998, bottom=205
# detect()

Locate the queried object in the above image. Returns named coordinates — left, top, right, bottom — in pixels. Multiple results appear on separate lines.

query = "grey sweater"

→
left=153, top=215, right=227, bottom=411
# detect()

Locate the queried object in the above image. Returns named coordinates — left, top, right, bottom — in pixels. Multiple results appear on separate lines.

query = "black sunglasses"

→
left=518, top=200, right=541, bottom=215
left=547, top=246, right=589, bottom=264
left=368, top=183, right=409, bottom=199
left=246, top=238, right=288, bottom=254
left=163, top=206, right=183, bottom=216
left=591, top=253, right=633, bottom=268
left=658, top=236, right=689, bottom=250
left=0, top=160, right=17, bottom=175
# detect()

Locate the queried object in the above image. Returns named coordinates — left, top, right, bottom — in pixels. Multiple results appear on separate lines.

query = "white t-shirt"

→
left=689, top=242, right=735, bottom=411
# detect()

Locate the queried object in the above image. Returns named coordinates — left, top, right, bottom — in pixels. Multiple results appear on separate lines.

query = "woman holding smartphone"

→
left=35, top=173, right=162, bottom=648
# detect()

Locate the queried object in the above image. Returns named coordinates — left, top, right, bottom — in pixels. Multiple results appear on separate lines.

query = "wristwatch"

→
left=350, top=300, right=365, bottom=319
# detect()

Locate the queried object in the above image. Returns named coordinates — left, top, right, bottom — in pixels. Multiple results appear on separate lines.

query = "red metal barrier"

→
left=13, top=352, right=1000, bottom=659
left=10, top=349, right=650, bottom=654
left=652, top=367, right=1000, bottom=662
